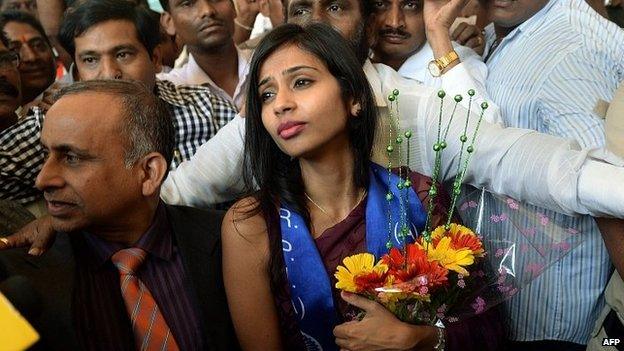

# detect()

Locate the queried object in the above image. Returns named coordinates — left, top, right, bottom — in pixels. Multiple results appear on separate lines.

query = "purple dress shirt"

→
left=70, top=204, right=205, bottom=350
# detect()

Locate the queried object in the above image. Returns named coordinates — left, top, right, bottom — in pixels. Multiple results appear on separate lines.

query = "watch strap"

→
left=435, top=50, right=460, bottom=70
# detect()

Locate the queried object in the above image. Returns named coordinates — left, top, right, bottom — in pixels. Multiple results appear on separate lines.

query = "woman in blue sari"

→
left=221, top=23, right=503, bottom=351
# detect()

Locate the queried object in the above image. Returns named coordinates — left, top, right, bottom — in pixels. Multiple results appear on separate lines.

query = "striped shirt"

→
left=483, top=0, right=624, bottom=343
left=72, top=203, right=204, bottom=350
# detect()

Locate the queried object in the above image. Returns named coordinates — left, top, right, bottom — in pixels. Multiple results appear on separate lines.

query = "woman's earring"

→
left=351, top=102, right=362, bottom=117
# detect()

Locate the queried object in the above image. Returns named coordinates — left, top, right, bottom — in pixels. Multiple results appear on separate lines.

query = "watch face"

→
left=428, top=61, right=441, bottom=77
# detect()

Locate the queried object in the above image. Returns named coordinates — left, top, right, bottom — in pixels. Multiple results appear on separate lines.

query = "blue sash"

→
left=280, top=163, right=428, bottom=350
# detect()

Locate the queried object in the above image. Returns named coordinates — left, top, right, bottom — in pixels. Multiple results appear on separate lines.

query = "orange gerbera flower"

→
left=381, top=244, right=449, bottom=289
left=430, top=224, right=484, bottom=257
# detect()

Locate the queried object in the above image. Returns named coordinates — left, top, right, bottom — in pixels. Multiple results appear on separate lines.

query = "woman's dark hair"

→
left=242, top=22, right=377, bottom=291
left=58, top=0, right=160, bottom=59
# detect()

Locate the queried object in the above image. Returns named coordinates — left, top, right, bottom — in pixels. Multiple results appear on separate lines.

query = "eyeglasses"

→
left=0, top=51, right=20, bottom=69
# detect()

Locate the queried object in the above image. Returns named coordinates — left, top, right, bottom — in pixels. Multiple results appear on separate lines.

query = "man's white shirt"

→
left=161, top=60, right=624, bottom=219
left=397, top=41, right=488, bottom=100
left=157, top=49, right=251, bottom=110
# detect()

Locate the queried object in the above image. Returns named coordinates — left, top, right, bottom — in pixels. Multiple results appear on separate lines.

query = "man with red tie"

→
left=0, top=79, right=239, bottom=350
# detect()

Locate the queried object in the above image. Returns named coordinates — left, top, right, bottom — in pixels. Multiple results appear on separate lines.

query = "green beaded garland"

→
left=386, top=145, right=394, bottom=153
left=401, top=227, right=409, bottom=235
left=397, top=182, right=404, bottom=190
left=453, top=188, right=461, bottom=195
left=433, top=143, right=441, bottom=152
left=454, top=95, right=463, bottom=102
left=388, top=94, right=395, bottom=102
left=385, top=192, right=393, bottom=201
left=392, top=89, right=399, bottom=96
left=437, top=90, right=446, bottom=98
left=395, top=136, right=403, bottom=144
left=386, top=242, right=393, bottom=249
left=429, top=188, right=437, bottom=196
left=468, top=89, right=475, bottom=96
left=460, top=135, right=468, bottom=142
left=404, top=131, right=412, bottom=138
left=466, top=146, right=474, bottom=153
left=404, top=179, right=411, bottom=187
left=481, top=102, right=489, bottom=110
left=444, top=224, right=451, bottom=231
left=440, top=141, right=447, bottom=149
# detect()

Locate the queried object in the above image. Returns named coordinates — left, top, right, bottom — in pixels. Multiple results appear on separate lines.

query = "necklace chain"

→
left=304, top=189, right=367, bottom=222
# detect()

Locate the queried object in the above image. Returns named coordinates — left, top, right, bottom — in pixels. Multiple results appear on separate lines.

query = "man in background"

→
left=158, top=0, right=250, bottom=110
left=0, top=27, right=21, bottom=131
left=0, top=0, right=236, bottom=210
left=480, top=0, right=624, bottom=348
left=0, top=11, right=57, bottom=112
left=0, top=80, right=239, bottom=350
left=370, top=0, right=488, bottom=97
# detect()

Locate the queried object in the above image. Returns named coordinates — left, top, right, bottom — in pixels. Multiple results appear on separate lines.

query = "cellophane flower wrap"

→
left=334, top=89, right=588, bottom=325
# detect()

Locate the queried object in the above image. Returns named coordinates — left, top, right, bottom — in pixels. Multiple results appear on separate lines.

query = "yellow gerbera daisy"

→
left=426, top=237, right=474, bottom=276
left=335, top=253, right=389, bottom=293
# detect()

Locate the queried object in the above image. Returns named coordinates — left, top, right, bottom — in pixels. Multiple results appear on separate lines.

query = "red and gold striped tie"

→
left=111, top=248, right=180, bottom=351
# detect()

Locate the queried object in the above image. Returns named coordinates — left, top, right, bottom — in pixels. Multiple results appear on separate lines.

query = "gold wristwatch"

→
left=428, top=50, right=460, bottom=77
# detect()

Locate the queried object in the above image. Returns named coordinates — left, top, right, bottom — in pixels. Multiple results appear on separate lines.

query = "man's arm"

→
left=424, top=0, right=499, bottom=123
left=35, top=0, right=72, bottom=69
left=160, top=115, right=246, bottom=208
left=36, top=0, right=65, bottom=38
left=410, top=86, right=624, bottom=218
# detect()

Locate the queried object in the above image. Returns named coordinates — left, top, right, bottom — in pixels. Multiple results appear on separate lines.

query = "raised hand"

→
left=234, top=0, right=261, bottom=29
left=423, top=0, right=470, bottom=34
left=259, top=0, right=284, bottom=27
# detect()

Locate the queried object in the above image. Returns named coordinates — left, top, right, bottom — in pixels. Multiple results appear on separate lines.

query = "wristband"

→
left=234, top=18, right=253, bottom=31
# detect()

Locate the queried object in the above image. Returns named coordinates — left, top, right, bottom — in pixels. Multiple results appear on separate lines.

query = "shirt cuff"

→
left=578, top=158, right=624, bottom=217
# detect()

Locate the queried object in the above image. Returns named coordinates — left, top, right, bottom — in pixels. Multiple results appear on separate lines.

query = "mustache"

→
left=0, top=79, right=19, bottom=98
left=378, top=28, right=411, bottom=38
left=198, top=19, right=225, bottom=30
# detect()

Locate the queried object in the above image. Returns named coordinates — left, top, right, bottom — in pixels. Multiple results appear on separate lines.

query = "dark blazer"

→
left=0, top=205, right=240, bottom=351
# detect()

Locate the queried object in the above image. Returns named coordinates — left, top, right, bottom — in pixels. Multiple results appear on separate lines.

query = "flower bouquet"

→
left=333, top=89, right=588, bottom=326
left=335, top=222, right=487, bottom=324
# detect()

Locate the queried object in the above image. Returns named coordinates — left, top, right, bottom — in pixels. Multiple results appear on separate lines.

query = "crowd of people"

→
left=0, top=0, right=623, bottom=350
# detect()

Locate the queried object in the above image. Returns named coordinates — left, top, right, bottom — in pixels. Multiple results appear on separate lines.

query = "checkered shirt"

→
left=0, top=79, right=237, bottom=204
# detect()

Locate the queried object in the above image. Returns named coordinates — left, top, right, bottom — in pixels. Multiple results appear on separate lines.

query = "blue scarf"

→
left=279, top=163, right=428, bottom=350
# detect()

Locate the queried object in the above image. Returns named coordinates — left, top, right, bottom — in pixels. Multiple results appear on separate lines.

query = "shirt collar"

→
left=515, top=0, right=558, bottom=36
left=188, top=49, right=251, bottom=104
left=484, top=0, right=558, bottom=60
left=81, top=202, right=173, bottom=269
left=490, top=0, right=558, bottom=42
left=363, top=59, right=387, bottom=107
